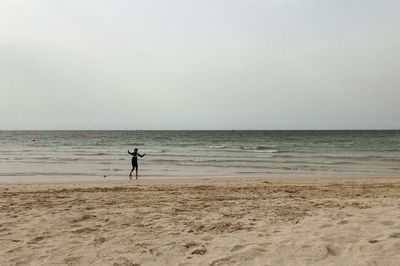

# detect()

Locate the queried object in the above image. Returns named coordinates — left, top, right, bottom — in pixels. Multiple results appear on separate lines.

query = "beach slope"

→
left=1, top=178, right=400, bottom=265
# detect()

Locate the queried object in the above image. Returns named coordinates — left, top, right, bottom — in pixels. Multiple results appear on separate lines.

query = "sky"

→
left=1, top=0, right=399, bottom=130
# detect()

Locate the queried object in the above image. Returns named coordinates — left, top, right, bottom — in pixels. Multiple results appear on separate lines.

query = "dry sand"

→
left=1, top=177, right=400, bottom=265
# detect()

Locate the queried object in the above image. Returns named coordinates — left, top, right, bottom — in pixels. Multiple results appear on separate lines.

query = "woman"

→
left=128, top=148, right=146, bottom=180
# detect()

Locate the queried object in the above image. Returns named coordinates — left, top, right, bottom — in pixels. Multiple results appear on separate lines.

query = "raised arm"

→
left=128, top=150, right=134, bottom=155
left=138, top=153, right=146, bottom=157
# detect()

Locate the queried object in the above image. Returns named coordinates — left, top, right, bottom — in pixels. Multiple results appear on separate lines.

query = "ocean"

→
left=0, top=130, right=399, bottom=181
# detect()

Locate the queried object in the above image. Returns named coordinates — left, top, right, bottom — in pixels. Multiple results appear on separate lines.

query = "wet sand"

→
left=1, top=177, right=400, bottom=265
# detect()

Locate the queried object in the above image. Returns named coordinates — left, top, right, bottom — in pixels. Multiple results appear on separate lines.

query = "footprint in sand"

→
left=181, top=241, right=200, bottom=249
left=191, top=247, right=207, bottom=255
left=389, top=232, right=400, bottom=239
left=92, top=237, right=106, bottom=245
left=28, top=236, right=48, bottom=244
left=325, top=244, right=340, bottom=256
left=72, top=214, right=95, bottom=223
left=7, top=247, right=22, bottom=254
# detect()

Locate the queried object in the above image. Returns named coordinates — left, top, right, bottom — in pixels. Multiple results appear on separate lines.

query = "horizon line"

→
left=1, top=129, right=399, bottom=131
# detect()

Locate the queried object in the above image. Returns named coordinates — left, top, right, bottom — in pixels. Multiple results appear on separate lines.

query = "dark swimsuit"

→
left=131, top=155, right=138, bottom=169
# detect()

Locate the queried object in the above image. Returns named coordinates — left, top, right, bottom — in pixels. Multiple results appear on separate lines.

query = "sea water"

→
left=0, top=130, right=399, bottom=181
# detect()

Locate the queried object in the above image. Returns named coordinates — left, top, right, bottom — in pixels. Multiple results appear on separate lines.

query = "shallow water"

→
left=0, top=130, right=399, bottom=181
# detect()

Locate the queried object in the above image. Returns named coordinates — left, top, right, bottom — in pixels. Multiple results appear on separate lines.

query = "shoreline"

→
left=1, top=177, right=400, bottom=265
left=1, top=173, right=399, bottom=185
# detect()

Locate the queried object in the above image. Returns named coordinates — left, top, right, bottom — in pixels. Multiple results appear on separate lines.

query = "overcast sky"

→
left=1, top=0, right=399, bottom=130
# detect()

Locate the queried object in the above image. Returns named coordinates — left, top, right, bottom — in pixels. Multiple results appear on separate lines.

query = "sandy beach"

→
left=1, top=177, right=400, bottom=265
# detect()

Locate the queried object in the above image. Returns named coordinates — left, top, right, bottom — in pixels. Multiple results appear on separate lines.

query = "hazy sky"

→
left=1, top=0, right=399, bottom=130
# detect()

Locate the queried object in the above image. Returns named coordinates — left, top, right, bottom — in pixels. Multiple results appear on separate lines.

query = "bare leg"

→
left=135, top=167, right=138, bottom=180
left=129, top=169, right=134, bottom=180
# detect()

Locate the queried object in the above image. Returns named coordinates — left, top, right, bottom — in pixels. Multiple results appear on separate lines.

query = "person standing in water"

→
left=128, top=148, right=145, bottom=180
